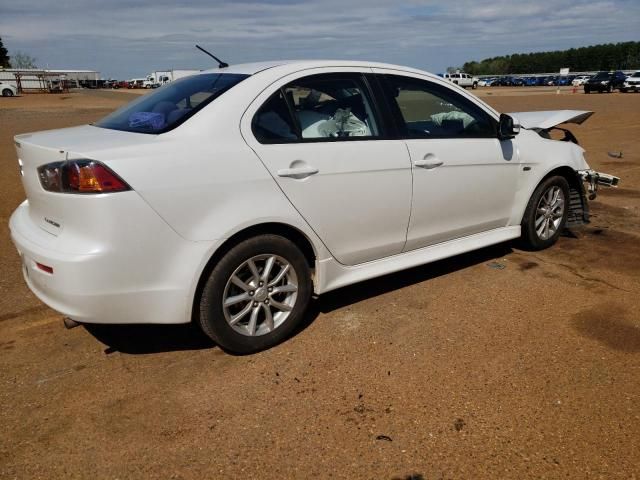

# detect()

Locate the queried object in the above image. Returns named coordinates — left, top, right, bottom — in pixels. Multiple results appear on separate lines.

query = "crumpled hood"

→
left=507, top=110, right=593, bottom=129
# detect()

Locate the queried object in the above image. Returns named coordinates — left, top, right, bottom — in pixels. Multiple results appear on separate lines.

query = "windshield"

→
left=593, top=72, right=611, bottom=80
left=95, top=73, right=249, bottom=134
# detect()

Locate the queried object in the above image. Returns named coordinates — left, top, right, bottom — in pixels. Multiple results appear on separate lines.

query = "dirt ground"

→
left=1, top=87, right=639, bottom=479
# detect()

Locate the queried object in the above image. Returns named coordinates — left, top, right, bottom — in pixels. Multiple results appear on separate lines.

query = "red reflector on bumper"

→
left=36, top=262, right=53, bottom=274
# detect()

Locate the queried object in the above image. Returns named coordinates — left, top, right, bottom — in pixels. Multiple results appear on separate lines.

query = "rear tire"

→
left=2, top=88, right=13, bottom=97
left=520, top=175, right=570, bottom=251
left=198, top=235, right=312, bottom=354
left=584, top=86, right=590, bottom=94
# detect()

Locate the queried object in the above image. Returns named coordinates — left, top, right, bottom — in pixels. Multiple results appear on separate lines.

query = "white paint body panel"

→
left=246, top=140, right=412, bottom=265
left=403, top=137, right=519, bottom=250
left=8, top=60, right=592, bottom=325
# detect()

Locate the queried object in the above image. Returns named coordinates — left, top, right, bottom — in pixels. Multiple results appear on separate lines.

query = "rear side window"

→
left=252, top=73, right=381, bottom=143
left=381, top=75, right=496, bottom=138
left=95, top=73, right=249, bottom=134
left=252, top=91, right=298, bottom=143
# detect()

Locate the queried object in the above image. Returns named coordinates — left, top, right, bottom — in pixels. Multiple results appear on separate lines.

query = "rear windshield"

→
left=593, top=72, right=611, bottom=80
left=95, top=73, right=249, bottom=134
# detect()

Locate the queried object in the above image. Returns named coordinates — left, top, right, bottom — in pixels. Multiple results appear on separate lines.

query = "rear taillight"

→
left=37, top=160, right=130, bottom=194
left=35, top=262, right=54, bottom=274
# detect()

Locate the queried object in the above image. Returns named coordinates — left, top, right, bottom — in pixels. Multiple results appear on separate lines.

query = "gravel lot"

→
left=1, top=88, right=639, bottom=479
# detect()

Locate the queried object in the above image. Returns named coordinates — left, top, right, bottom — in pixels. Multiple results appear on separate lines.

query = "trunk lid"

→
left=14, top=125, right=153, bottom=237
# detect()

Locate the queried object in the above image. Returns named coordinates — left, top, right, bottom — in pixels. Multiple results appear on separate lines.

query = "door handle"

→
left=414, top=159, right=444, bottom=169
left=277, top=165, right=319, bottom=179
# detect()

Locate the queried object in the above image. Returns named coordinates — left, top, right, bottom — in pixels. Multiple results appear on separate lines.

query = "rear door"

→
left=241, top=69, right=412, bottom=266
left=374, top=70, right=520, bottom=250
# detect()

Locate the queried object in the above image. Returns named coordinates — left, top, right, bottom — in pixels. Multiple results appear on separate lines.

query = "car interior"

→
left=285, top=80, right=379, bottom=139
left=253, top=78, right=380, bottom=141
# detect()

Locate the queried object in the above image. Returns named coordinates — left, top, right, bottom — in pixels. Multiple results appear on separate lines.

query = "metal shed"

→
left=0, top=68, right=100, bottom=92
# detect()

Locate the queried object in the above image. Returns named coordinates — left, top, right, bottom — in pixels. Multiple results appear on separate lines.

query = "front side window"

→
left=382, top=75, right=496, bottom=138
left=95, top=73, right=249, bottom=134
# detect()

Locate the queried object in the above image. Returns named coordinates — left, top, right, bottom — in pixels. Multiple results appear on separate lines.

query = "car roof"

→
left=201, top=59, right=440, bottom=80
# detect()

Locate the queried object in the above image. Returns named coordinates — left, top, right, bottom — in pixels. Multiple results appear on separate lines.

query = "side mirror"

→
left=498, top=113, right=520, bottom=140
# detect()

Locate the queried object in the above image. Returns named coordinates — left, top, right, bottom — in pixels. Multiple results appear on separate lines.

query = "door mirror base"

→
left=498, top=114, right=520, bottom=140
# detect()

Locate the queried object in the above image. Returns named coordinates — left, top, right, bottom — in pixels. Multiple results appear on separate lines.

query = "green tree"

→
left=0, top=37, right=9, bottom=68
left=463, top=41, right=640, bottom=75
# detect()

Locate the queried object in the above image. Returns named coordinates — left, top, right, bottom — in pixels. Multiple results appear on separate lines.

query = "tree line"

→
left=460, top=41, right=640, bottom=75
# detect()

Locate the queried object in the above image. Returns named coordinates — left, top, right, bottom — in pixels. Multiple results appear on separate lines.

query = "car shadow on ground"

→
left=84, top=322, right=215, bottom=355
left=84, top=243, right=513, bottom=355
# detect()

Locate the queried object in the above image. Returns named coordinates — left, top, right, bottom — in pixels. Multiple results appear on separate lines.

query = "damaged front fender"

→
left=578, top=169, right=620, bottom=199
left=566, top=169, right=620, bottom=228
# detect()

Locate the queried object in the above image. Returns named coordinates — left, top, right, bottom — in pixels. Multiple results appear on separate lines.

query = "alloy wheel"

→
left=535, top=186, right=565, bottom=240
left=222, top=254, right=298, bottom=337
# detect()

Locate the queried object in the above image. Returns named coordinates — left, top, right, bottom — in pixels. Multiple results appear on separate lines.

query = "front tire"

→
left=198, top=235, right=312, bottom=354
left=2, top=88, right=14, bottom=97
left=584, top=86, right=590, bottom=94
left=520, top=176, right=570, bottom=251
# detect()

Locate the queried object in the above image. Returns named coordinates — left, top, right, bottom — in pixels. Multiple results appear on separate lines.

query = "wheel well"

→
left=191, top=223, right=317, bottom=323
left=541, top=166, right=589, bottom=227
left=542, top=166, right=581, bottom=190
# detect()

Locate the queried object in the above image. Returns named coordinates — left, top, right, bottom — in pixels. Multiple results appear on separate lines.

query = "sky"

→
left=1, top=0, right=638, bottom=79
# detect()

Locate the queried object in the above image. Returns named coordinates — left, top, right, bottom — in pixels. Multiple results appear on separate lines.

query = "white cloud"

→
left=0, top=0, right=638, bottom=77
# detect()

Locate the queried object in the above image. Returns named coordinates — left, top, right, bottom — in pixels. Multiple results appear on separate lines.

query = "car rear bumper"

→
left=9, top=198, right=215, bottom=325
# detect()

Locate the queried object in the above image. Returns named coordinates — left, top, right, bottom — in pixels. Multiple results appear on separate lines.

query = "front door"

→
left=376, top=71, right=520, bottom=251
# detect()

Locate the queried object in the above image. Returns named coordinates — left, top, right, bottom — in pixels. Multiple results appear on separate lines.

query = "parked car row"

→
left=480, top=75, right=575, bottom=87
left=90, top=79, right=149, bottom=89
left=88, top=70, right=640, bottom=94
left=476, top=71, right=638, bottom=93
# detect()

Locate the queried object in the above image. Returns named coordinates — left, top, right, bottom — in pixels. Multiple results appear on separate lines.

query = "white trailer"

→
left=167, top=69, right=200, bottom=82
left=144, top=69, right=200, bottom=88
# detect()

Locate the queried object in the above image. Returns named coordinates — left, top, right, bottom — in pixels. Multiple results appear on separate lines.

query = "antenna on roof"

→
left=195, top=45, right=229, bottom=69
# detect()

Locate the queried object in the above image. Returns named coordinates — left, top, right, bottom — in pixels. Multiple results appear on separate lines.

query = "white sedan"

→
left=621, top=71, right=640, bottom=92
left=9, top=60, right=618, bottom=353
left=1, top=82, right=18, bottom=97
